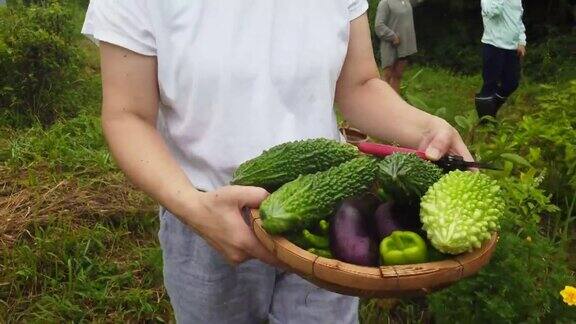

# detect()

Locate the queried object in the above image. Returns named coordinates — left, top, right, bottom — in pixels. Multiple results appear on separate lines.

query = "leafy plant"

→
left=0, top=1, right=81, bottom=127
left=470, top=81, right=576, bottom=203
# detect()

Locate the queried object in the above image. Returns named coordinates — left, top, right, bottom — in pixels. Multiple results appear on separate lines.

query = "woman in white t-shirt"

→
left=83, top=1, right=473, bottom=322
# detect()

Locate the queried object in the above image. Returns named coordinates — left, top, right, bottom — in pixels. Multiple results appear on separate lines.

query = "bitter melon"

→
left=260, top=156, right=377, bottom=234
left=231, top=138, right=359, bottom=191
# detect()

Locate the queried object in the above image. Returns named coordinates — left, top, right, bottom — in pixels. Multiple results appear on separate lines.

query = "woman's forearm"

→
left=99, top=42, right=202, bottom=223
left=338, top=78, right=437, bottom=148
left=102, top=113, right=201, bottom=221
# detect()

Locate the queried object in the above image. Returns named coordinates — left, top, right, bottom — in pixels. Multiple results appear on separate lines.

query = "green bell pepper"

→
left=379, top=231, right=428, bottom=265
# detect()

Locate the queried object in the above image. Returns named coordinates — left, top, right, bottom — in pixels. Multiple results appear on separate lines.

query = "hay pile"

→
left=0, top=166, right=156, bottom=246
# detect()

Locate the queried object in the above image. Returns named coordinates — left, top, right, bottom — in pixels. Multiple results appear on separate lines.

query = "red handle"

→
left=356, top=142, right=427, bottom=160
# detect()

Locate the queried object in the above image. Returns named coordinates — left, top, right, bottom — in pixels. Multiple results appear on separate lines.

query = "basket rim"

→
left=251, top=209, right=499, bottom=296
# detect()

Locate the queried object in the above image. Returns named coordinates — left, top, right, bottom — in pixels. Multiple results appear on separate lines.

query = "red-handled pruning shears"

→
left=357, top=142, right=502, bottom=171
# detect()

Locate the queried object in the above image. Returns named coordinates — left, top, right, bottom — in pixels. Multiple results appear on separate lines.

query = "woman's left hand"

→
left=417, top=117, right=474, bottom=162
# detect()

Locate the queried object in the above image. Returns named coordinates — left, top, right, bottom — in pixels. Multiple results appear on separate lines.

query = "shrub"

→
left=523, top=35, right=576, bottom=82
left=0, top=1, right=81, bottom=127
left=470, top=81, right=576, bottom=202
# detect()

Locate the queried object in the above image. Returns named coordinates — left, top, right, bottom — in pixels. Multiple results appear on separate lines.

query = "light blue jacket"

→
left=481, top=0, right=527, bottom=50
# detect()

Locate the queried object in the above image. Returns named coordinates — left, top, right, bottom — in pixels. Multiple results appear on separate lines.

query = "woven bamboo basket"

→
left=250, top=209, right=498, bottom=298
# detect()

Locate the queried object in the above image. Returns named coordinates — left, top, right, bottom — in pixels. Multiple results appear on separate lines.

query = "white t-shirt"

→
left=82, top=0, right=369, bottom=191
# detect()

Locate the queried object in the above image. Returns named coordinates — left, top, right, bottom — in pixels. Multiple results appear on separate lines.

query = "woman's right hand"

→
left=392, top=35, right=401, bottom=46
left=183, top=185, right=282, bottom=267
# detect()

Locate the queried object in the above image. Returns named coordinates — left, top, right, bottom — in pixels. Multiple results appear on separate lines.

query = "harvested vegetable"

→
left=329, top=197, right=379, bottom=267
left=286, top=221, right=330, bottom=250
left=260, top=156, right=377, bottom=234
left=302, top=229, right=330, bottom=249
left=318, top=220, right=330, bottom=236
left=420, top=170, right=504, bottom=254
left=372, top=201, right=422, bottom=241
left=231, top=138, right=359, bottom=191
left=308, top=248, right=333, bottom=259
left=379, top=231, right=428, bottom=265
left=285, top=231, right=309, bottom=249
left=427, top=244, right=450, bottom=262
left=377, top=153, right=443, bottom=205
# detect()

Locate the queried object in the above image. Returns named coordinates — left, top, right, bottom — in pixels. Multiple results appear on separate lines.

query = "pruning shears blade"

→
left=463, top=161, right=503, bottom=171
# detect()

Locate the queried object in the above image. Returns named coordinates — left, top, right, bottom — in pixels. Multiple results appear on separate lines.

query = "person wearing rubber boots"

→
left=475, top=0, right=527, bottom=122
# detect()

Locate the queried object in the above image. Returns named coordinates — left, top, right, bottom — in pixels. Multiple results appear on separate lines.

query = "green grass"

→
left=401, top=66, right=546, bottom=127
left=3, top=114, right=113, bottom=175
left=0, top=213, right=171, bottom=322
left=401, top=66, right=481, bottom=124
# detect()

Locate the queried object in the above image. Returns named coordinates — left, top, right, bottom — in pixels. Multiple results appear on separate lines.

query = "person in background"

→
left=475, top=0, right=527, bottom=122
left=374, top=0, right=423, bottom=94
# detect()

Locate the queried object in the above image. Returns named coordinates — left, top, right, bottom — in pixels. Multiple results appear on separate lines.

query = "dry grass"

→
left=0, top=165, right=155, bottom=247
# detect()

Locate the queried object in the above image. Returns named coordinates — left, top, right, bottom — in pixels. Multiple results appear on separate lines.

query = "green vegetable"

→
left=420, top=170, right=504, bottom=254
left=308, top=248, right=333, bottom=259
left=288, top=220, right=331, bottom=249
left=302, top=229, right=330, bottom=249
left=427, top=244, right=450, bottom=262
left=376, top=187, right=390, bottom=202
left=318, top=220, right=330, bottom=236
left=231, top=138, right=359, bottom=191
left=377, top=153, right=443, bottom=205
left=379, top=231, right=428, bottom=265
left=285, top=232, right=309, bottom=249
left=260, top=156, right=377, bottom=234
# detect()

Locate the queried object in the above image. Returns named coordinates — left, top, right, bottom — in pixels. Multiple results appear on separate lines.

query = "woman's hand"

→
left=336, top=15, right=474, bottom=163
left=392, top=35, right=401, bottom=46
left=99, top=43, right=280, bottom=269
left=517, top=45, right=526, bottom=58
left=184, top=185, right=282, bottom=267
left=418, top=117, right=474, bottom=162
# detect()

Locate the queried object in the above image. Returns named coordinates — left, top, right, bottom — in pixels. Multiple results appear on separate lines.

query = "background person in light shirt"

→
left=475, top=0, right=527, bottom=122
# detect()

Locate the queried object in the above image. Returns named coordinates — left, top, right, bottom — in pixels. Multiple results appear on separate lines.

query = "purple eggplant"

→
left=372, top=201, right=424, bottom=241
left=329, top=196, right=380, bottom=266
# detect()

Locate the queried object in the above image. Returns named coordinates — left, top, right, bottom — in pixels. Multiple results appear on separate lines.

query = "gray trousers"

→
left=159, top=209, right=359, bottom=324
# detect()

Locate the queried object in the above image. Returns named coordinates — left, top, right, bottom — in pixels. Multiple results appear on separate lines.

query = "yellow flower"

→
left=560, top=286, right=576, bottom=306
